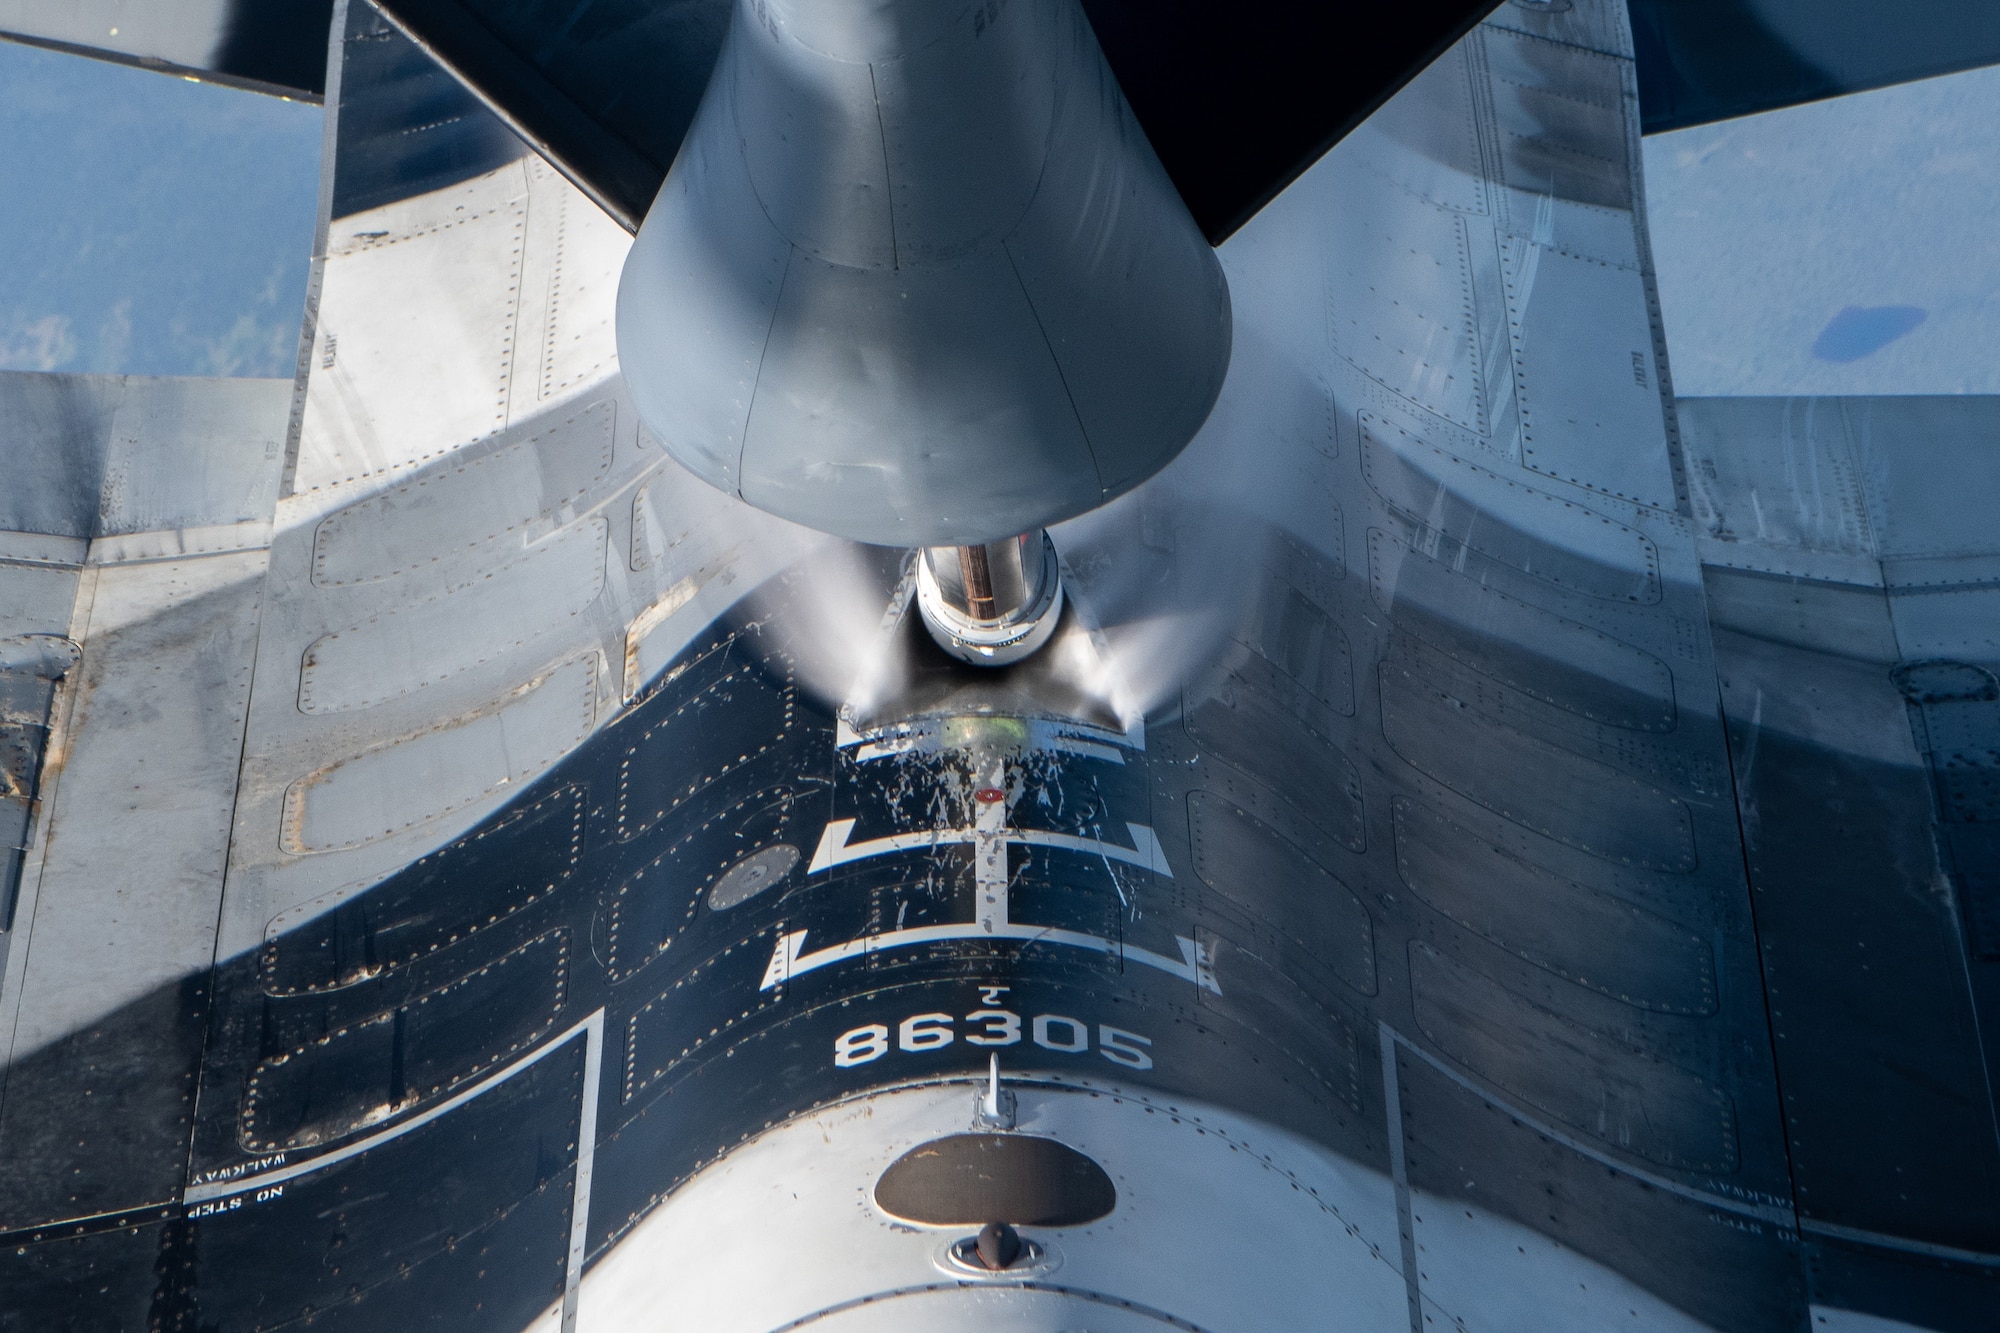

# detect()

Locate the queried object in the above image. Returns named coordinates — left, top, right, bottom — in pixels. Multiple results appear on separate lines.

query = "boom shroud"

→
left=614, top=0, right=1231, bottom=547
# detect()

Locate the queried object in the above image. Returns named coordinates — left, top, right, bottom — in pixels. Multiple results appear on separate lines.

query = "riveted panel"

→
left=262, top=785, right=585, bottom=996
left=1327, top=190, right=1485, bottom=435
left=1189, top=792, right=1373, bottom=996
left=243, top=931, right=570, bottom=1152
left=1234, top=582, right=1355, bottom=721
left=616, top=637, right=798, bottom=842
left=1363, top=413, right=1662, bottom=604
left=1380, top=660, right=1695, bottom=871
left=1370, top=531, right=1676, bottom=732
left=623, top=928, right=790, bottom=1103
left=297, top=517, right=607, bottom=713
left=1184, top=674, right=1366, bottom=856
left=607, top=787, right=806, bottom=980
left=0, top=634, right=77, bottom=929
left=282, top=654, right=597, bottom=852
left=310, top=400, right=614, bottom=586
left=1338, top=42, right=1488, bottom=216
left=1411, top=942, right=1737, bottom=1173
left=1195, top=924, right=1364, bottom=1114
left=1385, top=633, right=1714, bottom=797
left=1504, top=238, right=1677, bottom=510
left=1183, top=756, right=1361, bottom=864
left=1902, top=669, right=2000, bottom=956
left=1481, top=23, right=1642, bottom=270
left=1394, top=798, right=1715, bottom=1014
left=295, top=176, right=528, bottom=495
left=1677, top=396, right=1877, bottom=583
left=1485, top=26, right=1629, bottom=212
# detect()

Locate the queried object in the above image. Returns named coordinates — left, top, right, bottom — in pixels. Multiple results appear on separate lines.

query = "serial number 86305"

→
left=834, top=1010, right=1153, bottom=1071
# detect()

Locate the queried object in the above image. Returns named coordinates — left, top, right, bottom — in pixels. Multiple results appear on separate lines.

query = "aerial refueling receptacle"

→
left=915, top=531, right=1064, bottom=667
left=615, top=0, right=1232, bottom=604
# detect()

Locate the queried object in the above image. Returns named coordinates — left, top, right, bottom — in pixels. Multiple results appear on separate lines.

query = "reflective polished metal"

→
left=914, top=532, right=1065, bottom=666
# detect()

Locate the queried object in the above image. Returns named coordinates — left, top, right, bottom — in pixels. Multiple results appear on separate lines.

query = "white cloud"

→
left=0, top=313, right=78, bottom=371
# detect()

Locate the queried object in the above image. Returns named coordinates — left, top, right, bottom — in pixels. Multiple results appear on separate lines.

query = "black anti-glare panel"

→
left=1079, top=0, right=1496, bottom=241
left=1629, top=0, right=2000, bottom=133
left=374, top=0, right=730, bottom=231
left=333, top=2, right=525, bottom=218
left=214, top=0, right=339, bottom=94
left=372, top=0, right=1496, bottom=238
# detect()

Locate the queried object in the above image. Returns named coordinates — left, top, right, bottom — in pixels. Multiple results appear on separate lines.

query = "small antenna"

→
left=983, top=1051, right=1002, bottom=1121
left=974, top=1049, right=1015, bottom=1128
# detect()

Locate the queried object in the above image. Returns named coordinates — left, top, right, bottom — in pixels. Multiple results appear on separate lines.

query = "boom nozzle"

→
left=916, top=531, right=1063, bottom=667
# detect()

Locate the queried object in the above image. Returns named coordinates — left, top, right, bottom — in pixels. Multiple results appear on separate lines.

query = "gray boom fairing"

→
left=615, top=0, right=1230, bottom=548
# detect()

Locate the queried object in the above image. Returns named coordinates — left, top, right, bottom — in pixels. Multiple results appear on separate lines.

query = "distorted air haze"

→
left=0, top=40, right=321, bottom=379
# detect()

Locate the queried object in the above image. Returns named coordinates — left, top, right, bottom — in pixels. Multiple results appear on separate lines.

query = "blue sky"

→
left=0, top=40, right=321, bottom=380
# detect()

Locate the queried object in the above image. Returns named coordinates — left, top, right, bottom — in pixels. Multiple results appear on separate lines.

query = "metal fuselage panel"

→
left=1, top=1, right=1996, bottom=1330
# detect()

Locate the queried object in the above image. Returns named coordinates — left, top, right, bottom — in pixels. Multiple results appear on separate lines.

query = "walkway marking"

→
left=784, top=809, right=1204, bottom=993
left=759, top=924, right=1216, bottom=994
left=185, top=1010, right=607, bottom=1333
left=807, top=817, right=1176, bottom=879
